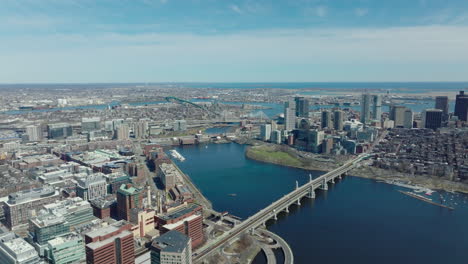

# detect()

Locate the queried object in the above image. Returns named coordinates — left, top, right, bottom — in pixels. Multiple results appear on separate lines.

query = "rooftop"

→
left=159, top=203, right=200, bottom=221
left=151, top=230, right=190, bottom=253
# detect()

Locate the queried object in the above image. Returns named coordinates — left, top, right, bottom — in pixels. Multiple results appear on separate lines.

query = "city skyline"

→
left=1, top=0, right=468, bottom=83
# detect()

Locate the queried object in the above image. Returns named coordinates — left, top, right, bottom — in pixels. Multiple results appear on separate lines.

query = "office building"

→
left=260, top=124, right=271, bottom=141
left=158, top=163, right=180, bottom=191
left=372, top=95, right=382, bottom=120
left=30, top=214, right=69, bottom=246
left=82, top=117, right=101, bottom=132
left=321, top=111, right=332, bottom=129
left=173, top=120, right=187, bottom=131
left=155, top=203, right=203, bottom=249
left=422, top=109, right=443, bottom=130
left=134, top=120, right=149, bottom=139
left=333, top=110, right=344, bottom=131
left=116, top=124, right=130, bottom=140
left=455, top=91, right=468, bottom=121
left=117, top=184, right=142, bottom=221
left=85, top=221, right=134, bottom=264
left=77, top=174, right=107, bottom=201
left=42, top=197, right=95, bottom=228
left=435, top=96, right=449, bottom=121
left=295, top=97, right=309, bottom=118
left=150, top=230, right=192, bottom=264
left=360, top=94, right=372, bottom=123
left=45, top=234, right=85, bottom=264
left=284, top=107, right=296, bottom=131
left=0, top=232, right=41, bottom=264
left=4, top=186, right=60, bottom=229
left=26, top=125, right=43, bottom=141
left=48, top=123, right=73, bottom=139
left=390, top=105, right=407, bottom=128
left=403, top=109, right=414, bottom=129
left=308, top=130, right=324, bottom=153
left=271, top=130, right=282, bottom=144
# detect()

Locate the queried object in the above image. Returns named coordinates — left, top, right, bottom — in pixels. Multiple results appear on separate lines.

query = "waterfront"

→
left=172, top=143, right=468, bottom=264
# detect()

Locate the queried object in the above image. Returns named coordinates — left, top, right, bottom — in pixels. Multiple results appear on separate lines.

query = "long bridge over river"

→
left=194, top=153, right=370, bottom=263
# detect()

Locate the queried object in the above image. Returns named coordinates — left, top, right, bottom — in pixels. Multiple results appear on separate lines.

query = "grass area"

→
left=246, top=145, right=304, bottom=168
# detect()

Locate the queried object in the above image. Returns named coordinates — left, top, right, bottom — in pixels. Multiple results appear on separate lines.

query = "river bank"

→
left=245, top=144, right=468, bottom=194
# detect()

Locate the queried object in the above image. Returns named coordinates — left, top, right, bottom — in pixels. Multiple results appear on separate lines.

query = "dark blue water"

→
left=172, top=143, right=468, bottom=264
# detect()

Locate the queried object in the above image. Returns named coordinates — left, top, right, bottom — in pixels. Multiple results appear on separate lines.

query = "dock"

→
left=397, top=190, right=454, bottom=210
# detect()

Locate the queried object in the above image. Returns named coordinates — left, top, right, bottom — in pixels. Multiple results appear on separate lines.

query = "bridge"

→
left=193, top=153, right=369, bottom=263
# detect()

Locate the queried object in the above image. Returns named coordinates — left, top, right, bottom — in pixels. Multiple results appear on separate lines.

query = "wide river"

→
left=171, top=143, right=468, bottom=264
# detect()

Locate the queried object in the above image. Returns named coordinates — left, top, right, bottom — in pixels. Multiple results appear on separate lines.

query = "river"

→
left=171, top=143, right=468, bottom=264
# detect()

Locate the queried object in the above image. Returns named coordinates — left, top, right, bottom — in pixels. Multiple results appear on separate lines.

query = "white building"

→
left=0, top=232, right=41, bottom=264
left=26, top=125, right=43, bottom=142
left=260, top=124, right=271, bottom=141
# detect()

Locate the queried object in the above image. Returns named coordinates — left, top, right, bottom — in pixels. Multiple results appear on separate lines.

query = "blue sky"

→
left=1, top=0, right=468, bottom=83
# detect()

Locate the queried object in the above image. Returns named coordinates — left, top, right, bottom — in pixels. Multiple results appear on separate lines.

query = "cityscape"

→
left=2, top=1, right=468, bottom=264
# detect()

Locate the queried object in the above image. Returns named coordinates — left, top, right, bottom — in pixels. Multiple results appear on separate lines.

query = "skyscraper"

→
left=134, top=120, right=149, bottom=139
left=372, top=95, right=382, bottom=120
left=360, top=94, right=372, bottom=123
left=321, top=111, right=332, bottom=129
left=260, top=124, right=271, bottom=141
left=294, top=97, right=309, bottom=118
left=284, top=107, right=296, bottom=131
left=390, top=105, right=407, bottom=128
left=333, top=110, right=344, bottom=131
left=47, top=123, right=73, bottom=139
left=454, top=91, right=468, bottom=121
left=435, top=96, right=449, bottom=121
left=403, top=109, right=413, bottom=129
left=81, top=117, right=101, bottom=132
left=116, top=124, right=130, bottom=140
left=422, top=109, right=443, bottom=130
left=26, top=125, right=43, bottom=142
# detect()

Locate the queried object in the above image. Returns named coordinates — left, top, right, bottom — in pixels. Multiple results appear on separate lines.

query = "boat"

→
left=228, top=193, right=237, bottom=197
left=398, top=190, right=454, bottom=210
left=169, top=149, right=186, bottom=161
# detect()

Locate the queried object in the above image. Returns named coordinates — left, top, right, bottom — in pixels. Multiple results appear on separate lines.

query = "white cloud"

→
left=1, top=25, right=468, bottom=82
left=355, top=8, right=369, bottom=17
left=229, top=4, right=243, bottom=14
left=307, top=6, right=328, bottom=17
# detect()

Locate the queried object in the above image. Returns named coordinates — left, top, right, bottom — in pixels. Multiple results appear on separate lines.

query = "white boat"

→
left=169, top=149, right=186, bottom=161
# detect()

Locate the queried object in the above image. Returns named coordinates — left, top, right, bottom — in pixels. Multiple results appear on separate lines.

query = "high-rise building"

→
left=422, top=109, right=443, bottom=130
left=45, top=234, right=85, bottom=264
left=294, top=97, right=309, bottom=118
left=150, top=230, right=192, bottom=264
left=4, top=186, right=60, bottom=229
left=333, top=110, right=344, bottom=131
left=155, top=203, right=203, bottom=249
left=173, top=120, right=187, bottom=131
left=82, top=117, right=101, bottom=132
left=403, top=109, right=414, bottom=129
left=372, top=95, right=382, bottom=120
left=321, top=111, right=332, bottom=129
left=260, top=124, right=271, bottom=141
left=0, top=232, right=41, bottom=264
left=307, top=130, right=324, bottom=153
left=42, top=197, right=95, bottom=228
left=284, top=107, right=296, bottom=131
left=435, top=96, right=449, bottom=121
left=76, top=175, right=107, bottom=201
left=47, top=123, right=73, bottom=139
left=390, top=106, right=407, bottom=128
left=158, top=163, right=180, bottom=191
left=85, top=221, right=134, bottom=264
left=270, top=130, right=282, bottom=144
left=117, top=184, right=142, bottom=221
left=133, top=120, right=148, bottom=139
left=30, top=214, right=69, bottom=247
left=360, top=94, right=372, bottom=123
left=454, top=91, right=468, bottom=121
left=26, top=125, right=43, bottom=142
left=116, top=124, right=130, bottom=140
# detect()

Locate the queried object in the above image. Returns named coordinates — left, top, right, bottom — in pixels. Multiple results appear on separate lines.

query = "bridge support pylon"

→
left=306, top=186, right=316, bottom=199
left=296, top=198, right=301, bottom=205
left=285, top=207, right=289, bottom=213
left=250, top=228, right=255, bottom=235
left=262, top=222, right=266, bottom=227
left=330, top=178, right=335, bottom=184
left=321, top=178, right=328, bottom=190
left=273, top=214, right=277, bottom=220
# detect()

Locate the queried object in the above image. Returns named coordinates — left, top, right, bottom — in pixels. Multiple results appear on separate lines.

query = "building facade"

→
left=150, top=230, right=192, bottom=264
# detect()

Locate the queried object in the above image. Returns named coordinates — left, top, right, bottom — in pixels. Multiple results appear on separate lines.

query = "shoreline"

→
left=245, top=145, right=468, bottom=194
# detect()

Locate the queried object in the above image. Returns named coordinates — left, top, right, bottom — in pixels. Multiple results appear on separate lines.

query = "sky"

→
left=1, top=0, right=468, bottom=83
